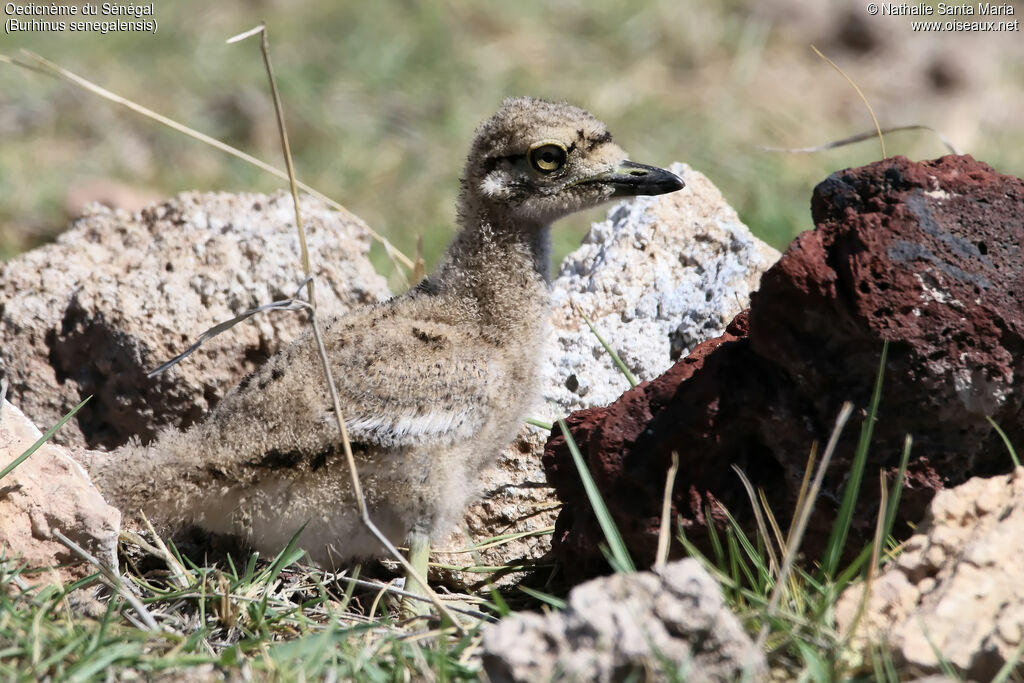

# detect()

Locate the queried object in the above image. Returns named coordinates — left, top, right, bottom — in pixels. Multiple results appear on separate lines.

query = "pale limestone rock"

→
left=481, top=558, right=765, bottom=682
left=836, top=467, right=1024, bottom=681
left=0, top=400, right=120, bottom=584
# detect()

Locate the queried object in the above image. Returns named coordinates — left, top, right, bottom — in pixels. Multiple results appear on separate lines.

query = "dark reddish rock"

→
left=544, top=155, right=1024, bottom=581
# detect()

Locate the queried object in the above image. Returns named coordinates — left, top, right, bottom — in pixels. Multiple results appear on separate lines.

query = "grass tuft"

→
left=676, top=344, right=930, bottom=679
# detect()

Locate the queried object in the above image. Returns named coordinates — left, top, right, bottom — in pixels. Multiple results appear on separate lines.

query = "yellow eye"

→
left=528, top=142, right=567, bottom=174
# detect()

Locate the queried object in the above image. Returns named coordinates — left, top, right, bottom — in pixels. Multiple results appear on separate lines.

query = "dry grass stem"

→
left=413, top=236, right=427, bottom=285
left=787, top=443, right=817, bottom=548
left=842, top=472, right=889, bottom=647
left=655, top=451, right=680, bottom=571
left=139, top=512, right=190, bottom=590
left=732, top=465, right=779, bottom=576
left=51, top=530, right=160, bottom=631
left=757, top=489, right=787, bottom=559
left=233, top=24, right=464, bottom=632
left=325, top=575, right=496, bottom=622
left=759, top=124, right=961, bottom=156
left=147, top=279, right=311, bottom=377
left=811, top=45, right=886, bottom=159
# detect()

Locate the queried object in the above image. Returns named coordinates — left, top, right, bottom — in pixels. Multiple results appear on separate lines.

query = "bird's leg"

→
left=400, top=530, right=431, bottom=619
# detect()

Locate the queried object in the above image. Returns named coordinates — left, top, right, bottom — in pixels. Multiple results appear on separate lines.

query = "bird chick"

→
left=87, top=97, right=684, bottom=568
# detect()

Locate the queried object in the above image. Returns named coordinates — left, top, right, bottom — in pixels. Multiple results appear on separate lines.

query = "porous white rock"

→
left=481, top=558, right=765, bottom=682
left=836, top=467, right=1024, bottom=681
left=540, top=162, right=779, bottom=416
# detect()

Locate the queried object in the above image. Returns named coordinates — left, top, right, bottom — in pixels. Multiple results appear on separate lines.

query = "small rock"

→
left=836, top=468, right=1024, bottom=681
left=0, top=400, right=120, bottom=583
left=482, top=558, right=764, bottom=682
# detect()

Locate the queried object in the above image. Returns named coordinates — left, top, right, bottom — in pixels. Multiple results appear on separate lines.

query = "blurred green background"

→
left=2, top=0, right=1022, bottom=281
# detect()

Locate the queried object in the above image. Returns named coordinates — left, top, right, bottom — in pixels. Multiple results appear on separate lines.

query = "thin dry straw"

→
left=731, top=464, right=780, bottom=577
left=230, top=24, right=463, bottom=632
left=52, top=529, right=161, bottom=632
left=147, top=277, right=313, bottom=377
left=324, top=574, right=497, bottom=622
left=245, top=25, right=322, bottom=315
left=654, top=451, right=680, bottom=571
left=139, top=512, right=190, bottom=591
left=840, top=471, right=889, bottom=648
left=811, top=45, right=886, bottom=159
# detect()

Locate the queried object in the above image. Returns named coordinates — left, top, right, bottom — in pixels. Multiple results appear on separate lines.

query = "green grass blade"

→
left=719, top=504, right=772, bottom=592
left=834, top=545, right=874, bottom=590
left=486, top=584, right=511, bottom=617
left=0, top=396, right=90, bottom=480
left=263, top=522, right=309, bottom=589
left=254, top=523, right=309, bottom=625
left=704, top=506, right=727, bottom=570
left=986, top=416, right=1021, bottom=468
left=823, top=341, right=888, bottom=577
left=725, top=528, right=758, bottom=594
left=66, top=643, right=139, bottom=683
left=558, top=418, right=635, bottom=573
left=599, top=542, right=633, bottom=575
left=582, top=314, right=638, bottom=388
left=870, top=644, right=887, bottom=682
left=517, top=585, right=567, bottom=610
left=225, top=553, right=240, bottom=581
left=882, top=434, right=912, bottom=545
left=880, top=644, right=900, bottom=681
left=525, top=417, right=553, bottom=430
left=794, top=640, right=832, bottom=682
left=241, top=552, right=260, bottom=585
left=991, top=638, right=1024, bottom=683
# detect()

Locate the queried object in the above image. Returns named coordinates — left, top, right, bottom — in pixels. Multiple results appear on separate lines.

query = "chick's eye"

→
left=529, top=143, right=567, bottom=174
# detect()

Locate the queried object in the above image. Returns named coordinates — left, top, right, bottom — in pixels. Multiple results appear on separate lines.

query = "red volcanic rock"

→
left=544, top=155, right=1024, bottom=581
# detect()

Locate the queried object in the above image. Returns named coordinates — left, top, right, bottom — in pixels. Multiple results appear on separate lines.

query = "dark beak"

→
left=606, top=161, right=685, bottom=197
